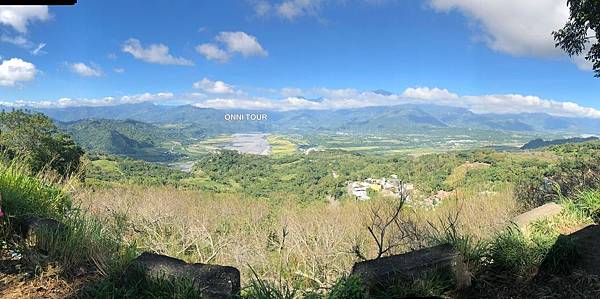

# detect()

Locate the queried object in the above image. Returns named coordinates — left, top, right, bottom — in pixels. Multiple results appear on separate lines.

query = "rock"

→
left=124, top=252, right=240, bottom=299
left=539, top=224, right=600, bottom=276
left=351, top=244, right=471, bottom=296
left=513, top=203, right=563, bottom=228
left=18, top=216, right=65, bottom=252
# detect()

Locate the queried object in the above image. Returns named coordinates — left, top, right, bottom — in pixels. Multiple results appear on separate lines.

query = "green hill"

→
left=521, top=136, right=599, bottom=150
left=60, top=119, right=178, bottom=161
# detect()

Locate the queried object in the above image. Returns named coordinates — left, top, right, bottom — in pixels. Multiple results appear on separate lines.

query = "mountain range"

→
left=20, top=102, right=599, bottom=135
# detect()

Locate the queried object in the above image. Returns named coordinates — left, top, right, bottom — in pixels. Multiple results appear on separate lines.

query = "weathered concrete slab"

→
left=351, top=244, right=471, bottom=294
left=513, top=203, right=563, bottom=227
left=125, top=252, right=240, bottom=299
left=539, top=224, right=600, bottom=276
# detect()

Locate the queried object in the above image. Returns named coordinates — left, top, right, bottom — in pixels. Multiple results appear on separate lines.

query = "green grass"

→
left=327, top=276, right=367, bottom=299
left=0, top=161, right=71, bottom=219
left=0, top=159, right=145, bottom=296
left=562, top=190, right=600, bottom=222
left=488, top=228, right=547, bottom=275
left=241, top=268, right=298, bottom=299
left=91, top=159, right=122, bottom=174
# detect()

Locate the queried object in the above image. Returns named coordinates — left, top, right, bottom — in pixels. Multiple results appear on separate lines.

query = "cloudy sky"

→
left=0, top=1, right=599, bottom=118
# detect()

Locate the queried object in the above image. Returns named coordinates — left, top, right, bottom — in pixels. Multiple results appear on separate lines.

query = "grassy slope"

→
left=4, top=141, right=600, bottom=298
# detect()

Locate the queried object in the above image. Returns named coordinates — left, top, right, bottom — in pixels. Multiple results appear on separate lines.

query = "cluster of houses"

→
left=347, top=175, right=414, bottom=201
left=348, top=175, right=454, bottom=210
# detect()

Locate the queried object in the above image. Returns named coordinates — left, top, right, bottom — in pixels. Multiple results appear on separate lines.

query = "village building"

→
left=348, top=175, right=414, bottom=201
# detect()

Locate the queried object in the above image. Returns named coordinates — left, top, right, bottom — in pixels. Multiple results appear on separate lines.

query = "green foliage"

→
left=488, top=228, right=553, bottom=276
left=553, top=0, right=600, bottom=77
left=0, top=110, right=83, bottom=177
left=370, top=270, right=454, bottom=299
left=563, top=190, right=600, bottom=222
left=427, top=214, right=488, bottom=271
left=242, top=268, right=298, bottom=299
left=86, top=155, right=192, bottom=187
left=327, top=276, right=367, bottom=299
left=0, top=157, right=143, bottom=297
left=521, top=137, right=598, bottom=150
left=0, top=161, right=71, bottom=219
left=34, top=210, right=129, bottom=271
left=61, top=119, right=182, bottom=162
left=511, top=141, right=600, bottom=207
left=192, top=149, right=475, bottom=201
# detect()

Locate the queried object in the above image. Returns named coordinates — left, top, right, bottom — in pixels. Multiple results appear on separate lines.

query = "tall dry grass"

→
left=73, top=182, right=517, bottom=290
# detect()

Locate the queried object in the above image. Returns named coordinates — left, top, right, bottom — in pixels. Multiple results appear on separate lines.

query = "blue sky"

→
left=0, top=0, right=599, bottom=118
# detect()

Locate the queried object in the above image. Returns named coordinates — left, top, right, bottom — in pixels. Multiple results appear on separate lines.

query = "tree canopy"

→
left=0, top=110, right=84, bottom=177
left=553, top=0, right=600, bottom=76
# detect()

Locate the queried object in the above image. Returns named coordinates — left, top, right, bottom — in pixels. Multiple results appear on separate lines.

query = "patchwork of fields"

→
left=169, top=129, right=561, bottom=157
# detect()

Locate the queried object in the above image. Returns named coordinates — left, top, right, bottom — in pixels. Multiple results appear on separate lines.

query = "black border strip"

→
left=0, top=0, right=76, bottom=5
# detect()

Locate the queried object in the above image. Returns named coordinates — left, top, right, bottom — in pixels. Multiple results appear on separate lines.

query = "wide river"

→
left=225, top=133, right=271, bottom=155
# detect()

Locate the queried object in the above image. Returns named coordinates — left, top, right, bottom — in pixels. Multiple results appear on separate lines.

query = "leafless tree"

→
left=353, top=183, right=424, bottom=261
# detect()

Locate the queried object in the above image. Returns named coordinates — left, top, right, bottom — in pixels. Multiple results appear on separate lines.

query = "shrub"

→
left=488, top=227, right=553, bottom=276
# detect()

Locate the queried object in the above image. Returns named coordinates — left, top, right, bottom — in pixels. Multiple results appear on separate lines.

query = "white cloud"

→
left=69, top=62, right=102, bottom=77
left=0, top=34, right=29, bottom=46
left=113, top=68, right=125, bottom=73
left=428, top=1, right=600, bottom=71
left=4, top=80, right=600, bottom=118
left=0, top=5, right=50, bottom=33
left=0, top=57, right=36, bottom=87
left=196, top=43, right=230, bottom=62
left=196, top=31, right=267, bottom=62
left=193, top=78, right=240, bottom=94
left=193, top=85, right=600, bottom=118
left=254, top=1, right=272, bottom=17
left=429, top=0, right=569, bottom=57
left=280, top=87, right=304, bottom=97
left=254, top=0, right=394, bottom=20
left=401, top=86, right=600, bottom=118
left=122, top=38, right=193, bottom=66
left=572, top=55, right=594, bottom=71
left=311, top=87, right=359, bottom=98
left=276, top=0, right=322, bottom=20
left=2, top=92, right=175, bottom=108
left=1, top=34, right=46, bottom=55
left=119, top=92, right=174, bottom=104
left=194, top=98, right=280, bottom=110
left=402, top=87, right=459, bottom=100
left=31, top=42, right=46, bottom=55
left=216, top=31, right=268, bottom=57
